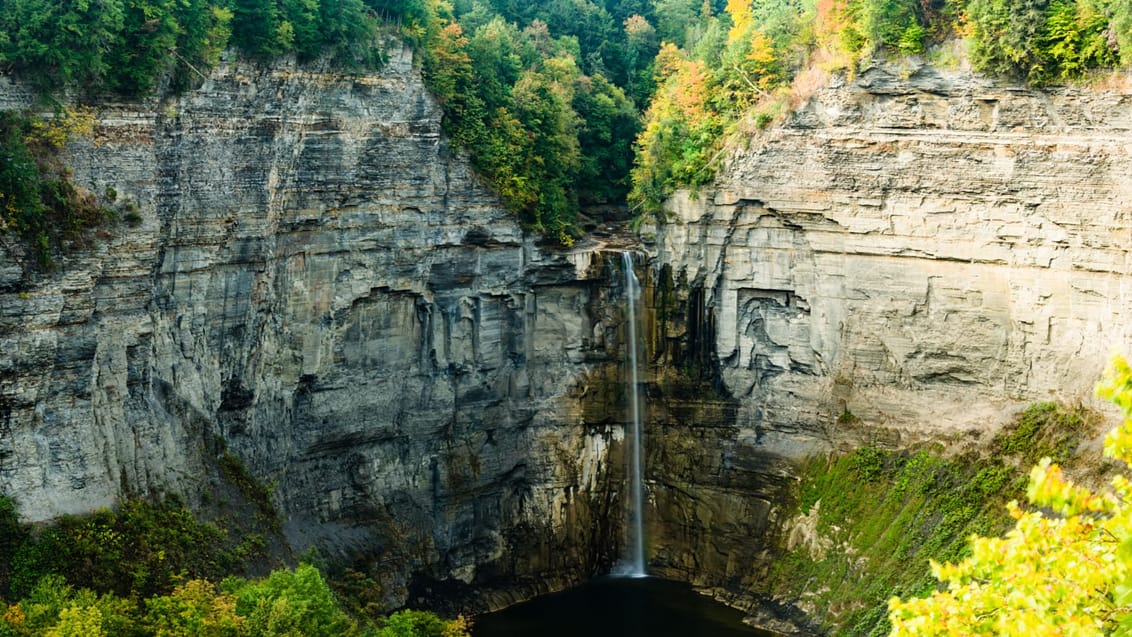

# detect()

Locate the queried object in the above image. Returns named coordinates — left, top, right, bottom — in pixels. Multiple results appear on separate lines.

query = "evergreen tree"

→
left=231, top=0, right=284, bottom=56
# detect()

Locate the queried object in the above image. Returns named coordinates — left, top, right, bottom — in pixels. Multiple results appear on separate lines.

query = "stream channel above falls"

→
left=473, top=576, right=773, bottom=636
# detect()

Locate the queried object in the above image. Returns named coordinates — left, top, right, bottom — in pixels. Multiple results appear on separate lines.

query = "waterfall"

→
left=621, top=251, right=647, bottom=578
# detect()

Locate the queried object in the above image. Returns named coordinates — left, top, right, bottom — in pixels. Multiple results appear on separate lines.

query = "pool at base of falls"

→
left=472, top=576, right=774, bottom=637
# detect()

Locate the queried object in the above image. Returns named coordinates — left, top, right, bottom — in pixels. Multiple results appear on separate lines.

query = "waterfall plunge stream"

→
left=621, top=252, right=646, bottom=578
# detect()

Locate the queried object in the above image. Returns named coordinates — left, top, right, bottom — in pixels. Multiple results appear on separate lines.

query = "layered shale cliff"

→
left=3, top=43, right=1132, bottom=630
left=643, top=61, right=1132, bottom=620
left=0, top=46, right=643, bottom=609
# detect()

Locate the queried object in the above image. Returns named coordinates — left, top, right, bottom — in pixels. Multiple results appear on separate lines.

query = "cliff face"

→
left=645, top=62, right=1132, bottom=613
left=4, top=45, right=1132, bottom=628
left=0, top=47, right=637, bottom=608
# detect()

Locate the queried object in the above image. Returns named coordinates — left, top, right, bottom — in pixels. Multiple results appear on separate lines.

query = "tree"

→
left=144, top=580, right=247, bottom=636
left=104, top=0, right=181, bottom=94
left=0, top=0, right=126, bottom=87
left=281, top=0, right=325, bottom=60
left=1110, top=0, right=1132, bottom=65
left=888, top=356, right=1132, bottom=635
left=376, top=609, right=470, bottom=637
left=1, top=576, right=138, bottom=637
left=170, top=0, right=233, bottom=92
left=1039, top=0, right=1118, bottom=81
left=653, top=0, right=700, bottom=47
left=228, top=563, right=356, bottom=636
left=466, top=18, right=524, bottom=111
left=573, top=73, right=639, bottom=204
left=231, top=0, right=284, bottom=56
left=855, top=0, right=926, bottom=54
left=967, top=0, right=1051, bottom=79
left=725, top=0, right=753, bottom=41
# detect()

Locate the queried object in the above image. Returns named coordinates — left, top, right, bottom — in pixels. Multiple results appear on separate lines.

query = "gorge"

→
left=1, top=41, right=1131, bottom=633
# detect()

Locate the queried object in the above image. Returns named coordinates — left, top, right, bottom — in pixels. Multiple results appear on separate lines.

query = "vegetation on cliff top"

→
left=628, top=0, right=1132, bottom=217
left=0, top=108, right=119, bottom=270
left=1, top=0, right=1128, bottom=246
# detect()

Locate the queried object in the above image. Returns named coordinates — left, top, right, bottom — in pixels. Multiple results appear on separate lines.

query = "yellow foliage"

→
left=726, top=0, right=753, bottom=43
left=2, top=604, right=26, bottom=627
left=45, top=605, right=105, bottom=637
left=442, top=614, right=471, bottom=637
left=24, top=107, right=96, bottom=151
left=888, top=357, right=1132, bottom=635
left=653, top=42, right=687, bottom=81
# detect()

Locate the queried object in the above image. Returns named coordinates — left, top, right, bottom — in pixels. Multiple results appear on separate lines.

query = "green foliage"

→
left=0, top=0, right=126, bottom=88
left=171, top=2, right=235, bottom=91
left=850, top=0, right=926, bottom=54
left=420, top=5, right=647, bottom=241
left=0, top=496, right=461, bottom=636
left=966, top=0, right=1120, bottom=81
left=103, top=0, right=182, bottom=95
left=3, top=496, right=267, bottom=602
left=995, top=400, right=1095, bottom=465
left=143, top=579, right=247, bottom=636
left=573, top=74, right=641, bottom=204
left=967, top=0, right=1052, bottom=79
left=889, top=357, right=1132, bottom=635
left=629, top=2, right=806, bottom=218
left=227, top=564, right=355, bottom=636
left=375, top=609, right=469, bottom=636
left=231, top=0, right=285, bottom=56
left=219, top=452, right=279, bottom=532
left=771, top=399, right=1096, bottom=636
left=0, top=562, right=468, bottom=637
left=1038, top=0, right=1119, bottom=80
left=0, top=109, right=110, bottom=269
left=0, top=0, right=382, bottom=96
left=0, top=575, right=138, bottom=637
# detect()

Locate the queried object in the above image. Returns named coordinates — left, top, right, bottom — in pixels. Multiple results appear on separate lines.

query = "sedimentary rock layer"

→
left=0, top=47, right=632, bottom=609
left=645, top=62, right=1132, bottom=620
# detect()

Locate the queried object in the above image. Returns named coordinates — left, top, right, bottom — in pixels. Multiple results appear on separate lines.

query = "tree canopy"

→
left=0, top=0, right=1127, bottom=241
left=627, top=0, right=1128, bottom=220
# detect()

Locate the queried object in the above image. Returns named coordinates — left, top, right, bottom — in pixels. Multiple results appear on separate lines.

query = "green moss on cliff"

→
left=766, top=401, right=1101, bottom=636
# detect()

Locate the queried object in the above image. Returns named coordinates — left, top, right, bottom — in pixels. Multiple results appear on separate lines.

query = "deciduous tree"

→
left=889, top=357, right=1132, bottom=635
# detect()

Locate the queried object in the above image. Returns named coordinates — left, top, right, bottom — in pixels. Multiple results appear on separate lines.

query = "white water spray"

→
left=621, top=251, right=646, bottom=578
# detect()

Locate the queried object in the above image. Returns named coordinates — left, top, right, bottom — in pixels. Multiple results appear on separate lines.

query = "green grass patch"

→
left=769, top=401, right=1099, bottom=635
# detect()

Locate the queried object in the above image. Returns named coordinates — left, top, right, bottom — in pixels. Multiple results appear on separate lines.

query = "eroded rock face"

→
left=0, top=47, right=636, bottom=609
left=645, top=62, right=1132, bottom=621
left=4, top=47, right=1131, bottom=628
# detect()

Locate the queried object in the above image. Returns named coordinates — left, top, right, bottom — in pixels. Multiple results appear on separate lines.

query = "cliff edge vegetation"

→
left=763, top=399, right=1103, bottom=635
left=628, top=0, right=1132, bottom=217
left=0, top=0, right=649, bottom=244
left=2, top=0, right=1128, bottom=244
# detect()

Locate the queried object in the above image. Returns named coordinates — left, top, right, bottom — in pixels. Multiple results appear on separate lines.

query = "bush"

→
left=7, top=497, right=248, bottom=600
left=0, top=109, right=107, bottom=269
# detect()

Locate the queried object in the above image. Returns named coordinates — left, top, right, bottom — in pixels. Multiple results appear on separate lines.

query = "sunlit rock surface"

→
left=2, top=46, right=1130, bottom=631
left=645, top=61, right=1132, bottom=621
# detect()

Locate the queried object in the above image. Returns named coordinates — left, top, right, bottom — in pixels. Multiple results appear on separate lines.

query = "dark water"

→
left=473, top=576, right=773, bottom=637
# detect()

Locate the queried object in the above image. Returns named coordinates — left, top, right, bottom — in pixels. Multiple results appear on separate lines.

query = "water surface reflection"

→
left=474, top=576, right=772, bottom=637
